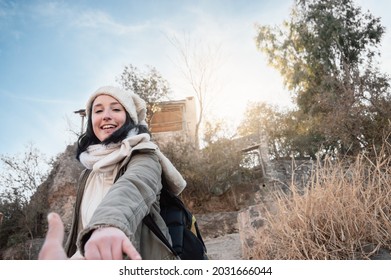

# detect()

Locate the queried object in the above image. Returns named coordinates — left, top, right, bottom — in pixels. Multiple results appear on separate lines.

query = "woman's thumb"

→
left=45, top=212, right=64, bottom=244
left=38, top=212, right=67, bottom=260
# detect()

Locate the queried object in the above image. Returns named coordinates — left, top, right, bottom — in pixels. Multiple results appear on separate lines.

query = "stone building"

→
left=149, top=96, right=197, bottom=145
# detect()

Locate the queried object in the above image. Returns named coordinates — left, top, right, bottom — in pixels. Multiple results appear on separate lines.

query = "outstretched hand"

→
left=38, top=212, right=68, bottom=260
left=38, top=212, right=141, bottom=260
left=84, top=227, right=142, bottom=260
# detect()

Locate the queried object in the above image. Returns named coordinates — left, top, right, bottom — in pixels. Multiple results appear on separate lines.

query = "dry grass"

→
left=247, top=146, right=391, bottom=260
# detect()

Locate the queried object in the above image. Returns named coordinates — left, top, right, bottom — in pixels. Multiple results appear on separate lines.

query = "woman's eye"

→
left=94, top=110, right=103, bottom=114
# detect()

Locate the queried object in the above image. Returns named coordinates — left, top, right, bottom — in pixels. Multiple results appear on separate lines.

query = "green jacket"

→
left=65, top=149, right=176, bottom=260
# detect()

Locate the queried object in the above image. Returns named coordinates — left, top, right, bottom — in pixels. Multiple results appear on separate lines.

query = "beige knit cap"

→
left=86, top=86, right=147, bottom=126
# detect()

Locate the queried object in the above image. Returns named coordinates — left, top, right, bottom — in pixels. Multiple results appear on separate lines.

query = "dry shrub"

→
left=158, top=135, right=245, bottom=213
left=248, top=145, right=391, bottom=259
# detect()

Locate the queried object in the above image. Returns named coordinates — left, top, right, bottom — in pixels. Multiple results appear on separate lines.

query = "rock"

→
left=196, top=211, right=243, bottom=260
left=204, top=233, right=242, bottom=260
left=45, top=143, right=84, bottom=230
left=237, top=204, right=265, bottom=259
left=196, top=211, right=239, bottom=239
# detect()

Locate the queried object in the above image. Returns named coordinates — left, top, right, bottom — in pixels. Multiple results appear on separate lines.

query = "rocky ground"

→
left=204, top=233, right=242, bottom=260
left=196, top=205, right=391, bottom=261
left=196, top=211, right=245, bottom=260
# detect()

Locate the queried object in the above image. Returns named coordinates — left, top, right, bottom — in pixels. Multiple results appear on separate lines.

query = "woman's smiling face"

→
left=91, top=94, right=127, bottom=142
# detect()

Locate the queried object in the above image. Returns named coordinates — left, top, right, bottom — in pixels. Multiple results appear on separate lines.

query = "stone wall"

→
left=267, top=158, right=315, bottom=192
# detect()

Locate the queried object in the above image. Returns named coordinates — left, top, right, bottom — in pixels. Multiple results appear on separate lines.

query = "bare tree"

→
left=0, top=143, right=51, bottom=247
left=167, top=34, right=223, bottom=149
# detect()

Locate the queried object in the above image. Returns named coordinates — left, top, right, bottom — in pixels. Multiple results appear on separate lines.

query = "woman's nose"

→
left=103, top=110, right=112, bottom=120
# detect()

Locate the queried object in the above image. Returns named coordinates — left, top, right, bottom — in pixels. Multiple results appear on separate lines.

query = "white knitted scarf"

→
left=79, top=130, right=186, bottom=195
left=80, top=131, right=149, bottom=172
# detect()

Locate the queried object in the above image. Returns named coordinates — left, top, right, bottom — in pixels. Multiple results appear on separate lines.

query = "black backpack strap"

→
left=143, top=214, right=179, bottom=258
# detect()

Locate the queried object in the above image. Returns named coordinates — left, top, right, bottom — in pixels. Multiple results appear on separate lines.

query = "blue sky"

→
left=1, top=0, right=390, bottom=160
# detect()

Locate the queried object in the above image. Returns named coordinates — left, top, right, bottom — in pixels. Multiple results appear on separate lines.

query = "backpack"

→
left=143, top=178, right=208, bottom=260
left=115, top=159, right=208, bottom=260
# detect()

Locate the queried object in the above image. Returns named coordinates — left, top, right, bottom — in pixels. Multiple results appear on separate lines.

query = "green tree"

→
left=238, top=102, right=286, bottom=158
left=238, top=101, right=321, bottom=159
left=117, top=64, right=172, bottom=125
left=256, top=0, right=391, bottom=157
left=201, top=135, right=244, bottom=196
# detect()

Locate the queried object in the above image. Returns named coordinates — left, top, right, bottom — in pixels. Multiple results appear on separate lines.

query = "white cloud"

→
left=0, top=89, right=72, bottom=105
left=71, top=10, right=150, bottom=35
left=31, top=1, right=150, bottom=36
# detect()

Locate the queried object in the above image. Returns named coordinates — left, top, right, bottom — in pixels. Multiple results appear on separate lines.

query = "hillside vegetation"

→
left=245, top=144, right=391, bottom=260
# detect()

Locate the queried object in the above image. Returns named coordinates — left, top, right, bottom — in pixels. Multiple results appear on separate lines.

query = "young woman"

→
left=64, top=85, right=186, bottom=260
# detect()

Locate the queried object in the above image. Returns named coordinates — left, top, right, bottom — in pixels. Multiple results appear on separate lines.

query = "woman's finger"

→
left=122, top=239, right=142, bottom=260
left=38, top=212, right=67, bottom=260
